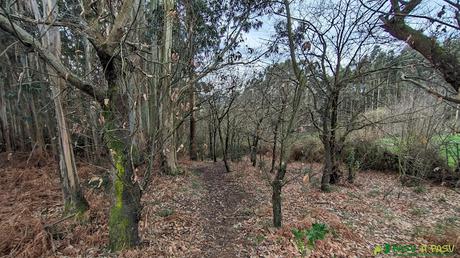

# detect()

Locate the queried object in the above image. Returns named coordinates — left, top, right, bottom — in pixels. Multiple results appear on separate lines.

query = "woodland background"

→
left=0, top=0, right=460, bottom=256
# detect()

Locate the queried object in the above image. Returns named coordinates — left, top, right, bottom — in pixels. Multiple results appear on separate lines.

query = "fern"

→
left=292, top=223, right=329, bottom=257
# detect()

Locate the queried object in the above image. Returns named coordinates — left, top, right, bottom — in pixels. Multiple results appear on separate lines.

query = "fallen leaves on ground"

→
left=1, top=153, right=459, bottom=257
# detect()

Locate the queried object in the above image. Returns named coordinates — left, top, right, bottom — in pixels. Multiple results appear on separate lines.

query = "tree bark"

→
left=159, top=0, right=178, bottom=174
left=218, top=118, right=231, bottom=173
left=272, top=162, right=286, bottom=228
left=189, top=85, right=197, bottom=160
left=30, top=0, right=89, bottom=213
left=102, top=105, right=141, bottom=251
left=185, top=0, right=198, bottom=161
left=0, top=76, right=11, bottom=152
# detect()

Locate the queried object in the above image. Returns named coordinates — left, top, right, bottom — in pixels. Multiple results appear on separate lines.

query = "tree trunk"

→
left=212, top=119, right=217, bottom=162
left=189, top=86, right=197, bottom=160
left=31, top=0, right=89, bottom=213
left=0, top=76, right=11, bottom=152
left=250, top=135, right=259, bottom=167
left=103, top=108, right=141, bottom=251
left=321, top=88, right=341, bottom=191
left=208, top=119, right=214, bottom=159
left=29, top=74, right=46, bottom=158
left=251, top=119, right=262, bottom=167
left=272, top=162, right=286, bottom=227
left=218, top=120, right=231, bottom=173
left=159, top=0, right=178, bottom=174
left=185, top=0, right=198, bottom=161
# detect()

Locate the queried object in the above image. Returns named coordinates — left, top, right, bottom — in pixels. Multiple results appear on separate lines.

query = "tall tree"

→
left=28, top=0, right=89, bottom=213
left=281, top=0, right=382, bottom=191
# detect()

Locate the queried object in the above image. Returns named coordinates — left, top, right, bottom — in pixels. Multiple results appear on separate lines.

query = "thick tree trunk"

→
left=321, top=88, right=341, bottom=191
left=103, top=109, right=141, bottom=251
left=159, top=0, right=178, bottom=174
left=97, top=52, right=143, bottom=250
left=321, top=134, right=342, bottom=190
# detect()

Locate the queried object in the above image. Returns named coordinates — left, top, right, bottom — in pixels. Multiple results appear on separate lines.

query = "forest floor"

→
left=1, top=153, right=460, bottom=257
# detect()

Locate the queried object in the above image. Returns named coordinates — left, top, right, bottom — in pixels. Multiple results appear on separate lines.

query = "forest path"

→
left=193, top=162, right=254, bottom=257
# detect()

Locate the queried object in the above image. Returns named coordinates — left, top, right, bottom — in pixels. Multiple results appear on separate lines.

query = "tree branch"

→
left=401, top=74, right=460, bottom=104
left=0, top=14, right=105, bottom=104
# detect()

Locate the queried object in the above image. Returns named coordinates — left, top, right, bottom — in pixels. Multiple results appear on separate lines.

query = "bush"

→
left=289, top=137, right=324, bottom=163
left=345, top=137, right=458, bottom=186
left=344, top=139, right=398, bottom=171
left=398, top=143, right=450, bottom=186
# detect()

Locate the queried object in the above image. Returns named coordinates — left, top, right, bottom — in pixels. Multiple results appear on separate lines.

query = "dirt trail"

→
left=194, top=162, right=253, bottom=258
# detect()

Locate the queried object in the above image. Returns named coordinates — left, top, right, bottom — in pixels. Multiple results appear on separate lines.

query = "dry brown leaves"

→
left=1, top=153, right=459, bottom=257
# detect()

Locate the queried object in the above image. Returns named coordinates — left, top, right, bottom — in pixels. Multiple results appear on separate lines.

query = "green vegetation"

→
left=249, top=234, right=266, bottom=246
left=413, top=185, right=427, bottom=194
left=377, top=134, right=460, bottom=169
left=409, top=207, right=429, bottom=217
left=292, top=223, right=329, bottom=257
left=158, top=208, right=175, bottom=217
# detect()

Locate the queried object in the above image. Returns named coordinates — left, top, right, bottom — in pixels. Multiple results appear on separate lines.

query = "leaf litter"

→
left=1, top=153, right=459, bottom=257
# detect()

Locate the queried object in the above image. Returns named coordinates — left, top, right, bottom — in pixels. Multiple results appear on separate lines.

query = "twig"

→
left=26, top=142, right=38, bottom=164
left=44, top=213, right=77, bottom=229
left=314, top=201, right=330, bottom=205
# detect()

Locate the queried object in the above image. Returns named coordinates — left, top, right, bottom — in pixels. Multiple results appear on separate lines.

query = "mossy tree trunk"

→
left=102, top=104, right=141, bottom=251
left=96, top=44, right=142, bottom=250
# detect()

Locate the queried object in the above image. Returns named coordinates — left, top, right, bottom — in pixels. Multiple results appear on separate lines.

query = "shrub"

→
left=344, top=139, right=398, bottom=171
left=346, top=136, right=457, bottom=185
left=289, top=137, right=324, bottom=163
left=398, top=142, right=450, bottom=186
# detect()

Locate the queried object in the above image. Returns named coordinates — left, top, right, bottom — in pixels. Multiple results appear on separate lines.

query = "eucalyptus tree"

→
left=0, top=0, right=272, bottom=251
